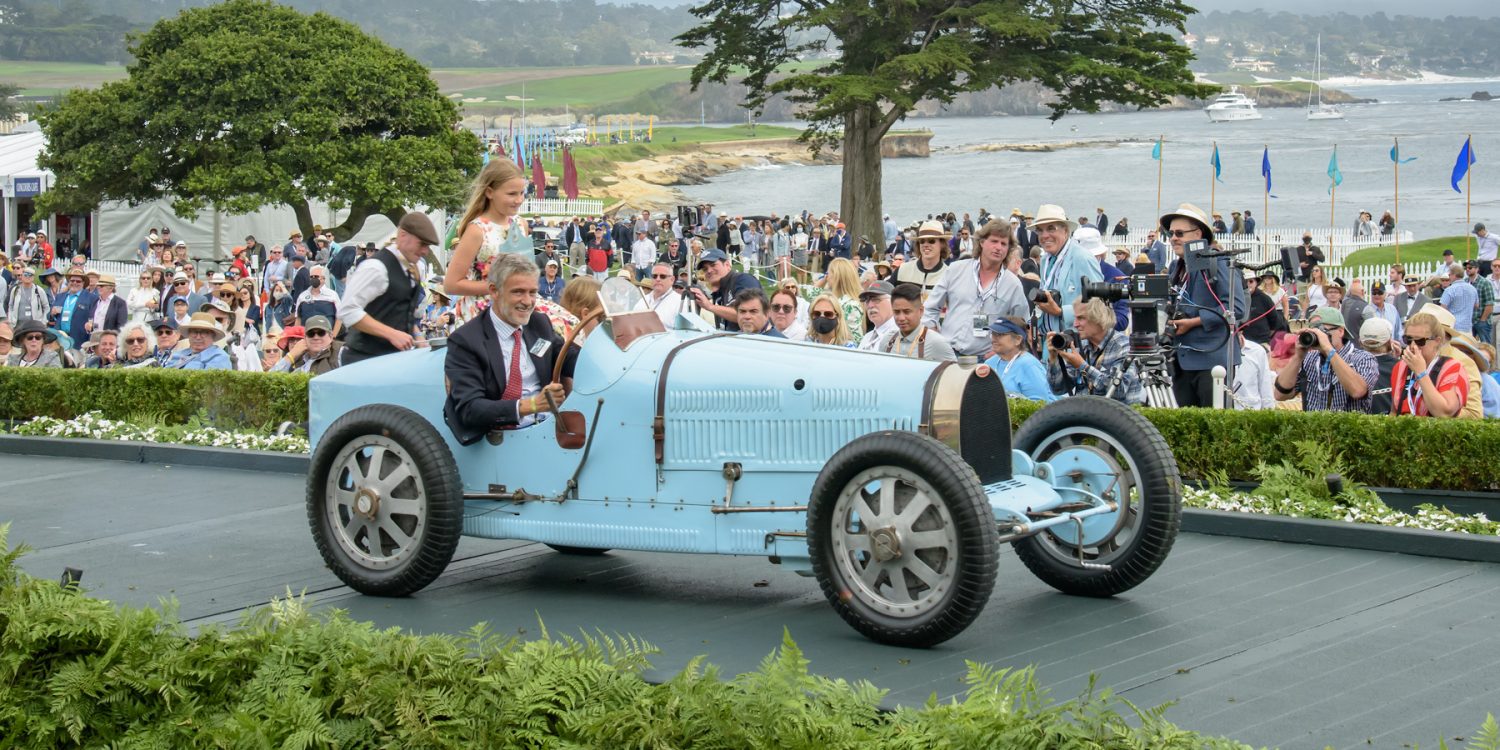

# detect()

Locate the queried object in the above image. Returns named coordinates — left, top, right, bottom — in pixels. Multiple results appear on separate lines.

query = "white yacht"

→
left=1306, top=35, right=1345, bottom=121
left=1205, top=86, right=1263, bottom=122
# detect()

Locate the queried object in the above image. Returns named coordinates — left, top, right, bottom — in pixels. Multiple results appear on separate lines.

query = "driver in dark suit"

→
left=444, top=253, right=578, bottom=446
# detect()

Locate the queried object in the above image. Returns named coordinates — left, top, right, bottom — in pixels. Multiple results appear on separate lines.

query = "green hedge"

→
left=0, top=368, right=308, bottom=430
left=3, top=368, right=1495, bottom=492
left=1007, top=400, right=1500, bottom=492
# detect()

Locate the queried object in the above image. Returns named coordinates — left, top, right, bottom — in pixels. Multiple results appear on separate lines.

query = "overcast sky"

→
left=612, top=0, right=1496, bottom=20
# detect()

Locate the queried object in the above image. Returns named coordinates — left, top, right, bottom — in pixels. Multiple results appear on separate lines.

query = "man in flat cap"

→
left=339, top=212, right=436, bottom=365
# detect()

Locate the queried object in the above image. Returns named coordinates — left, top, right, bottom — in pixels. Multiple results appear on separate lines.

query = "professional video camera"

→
left=1081, top=272, right=1173, bottom=355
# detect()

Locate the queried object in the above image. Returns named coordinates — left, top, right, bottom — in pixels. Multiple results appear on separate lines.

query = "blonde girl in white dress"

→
left=443, top=159, right=533, bottom=321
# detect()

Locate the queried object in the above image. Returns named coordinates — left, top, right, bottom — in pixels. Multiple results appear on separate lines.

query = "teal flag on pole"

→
left=1151, top=138, right=1161, bottom=160
left=1327, top=148, right=1342, bottom=194
left=1210, top=145, right=1223, bottom=183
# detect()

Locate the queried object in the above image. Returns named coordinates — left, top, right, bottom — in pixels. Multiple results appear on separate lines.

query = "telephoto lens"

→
left=1048, top=332, right=1069, bottom=350
left=1298, top=330, right=1318, bottom=348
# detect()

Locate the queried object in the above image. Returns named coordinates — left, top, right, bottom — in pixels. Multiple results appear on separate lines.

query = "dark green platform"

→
left=3, top=453, right=1495, bottom=749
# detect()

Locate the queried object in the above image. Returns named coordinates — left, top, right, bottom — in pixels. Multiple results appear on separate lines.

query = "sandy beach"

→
left=596, top=139, right=838, bottom=212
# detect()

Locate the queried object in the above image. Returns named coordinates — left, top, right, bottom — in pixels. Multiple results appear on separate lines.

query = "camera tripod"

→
left=1104, top=349, right=1178, bottom=408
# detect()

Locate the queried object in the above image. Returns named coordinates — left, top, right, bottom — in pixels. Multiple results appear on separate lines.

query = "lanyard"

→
left=1042, top=252, right=1065, bottom=292
left=889, top=328, right=926, bottom=357
left=973, top=262, right=1001, bottom=308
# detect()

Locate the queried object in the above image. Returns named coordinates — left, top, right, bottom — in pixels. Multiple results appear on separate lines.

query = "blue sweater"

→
left=984, top=351, right=1059, bottom=403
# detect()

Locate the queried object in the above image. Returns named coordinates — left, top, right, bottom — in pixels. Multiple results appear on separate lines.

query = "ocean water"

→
left=683, top=81, right=1500, bottom=240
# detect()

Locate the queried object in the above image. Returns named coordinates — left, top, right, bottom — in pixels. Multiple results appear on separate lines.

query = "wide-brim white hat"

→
left=1031, top=204, right=1078, bottom=234
left=1074, top=227, right=1108, bottom=257
left=1159, top=202, right=1215, bottom=244
left=182, top=312, right=226, bottom=341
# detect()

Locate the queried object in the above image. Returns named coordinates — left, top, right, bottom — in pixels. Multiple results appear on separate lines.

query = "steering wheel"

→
left=552, top=306, right=606, bottom=392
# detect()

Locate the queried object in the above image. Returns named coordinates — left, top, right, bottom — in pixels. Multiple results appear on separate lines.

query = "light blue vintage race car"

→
left=307, top=279, right=1182, bottom=647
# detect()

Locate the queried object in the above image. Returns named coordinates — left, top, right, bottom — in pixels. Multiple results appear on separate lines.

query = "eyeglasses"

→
left=1402, top=335, right=1434, bottom=347
left=125, top=337, right=147, bottom=344
left=218, top=293, right=236, bottom=300
left=154, top=329, right=174, bottom=336
left=262, top=348, right=279, bottom=355
left=306, top=330, right=329, bottom=338
left=174, top=281, right=188, bottom=286
left=22, top=334, right=44, bottom=342
left=918, top=239, right=942, bottom=245
left=770, top=303, right=796, bottom=313
left=1320, top=324, right=1342, bottom=334
left=1167, top=229, right=1201, bottom=238
left=651, top=273, right=672, bottom=279
left=811, top=310, right=839, bottom=320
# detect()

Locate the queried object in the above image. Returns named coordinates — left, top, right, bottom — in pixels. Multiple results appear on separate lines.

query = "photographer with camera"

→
left=1273, top=306, right=1378, bottom=412
left=1161, top=203, right=1245, bottom=408
left=1032, top=204, right=1104, bottom=345
left=1045, top=299, right=1141, bottom=404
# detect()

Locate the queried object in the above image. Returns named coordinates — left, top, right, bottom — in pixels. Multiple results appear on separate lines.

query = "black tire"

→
left=307, top=404, right=464, bottom=596
left=807, top=431, right=999, bottom=648
left=545, top=544, right=611, bottom=556
left=1010, top=396, right=1181, bottom=597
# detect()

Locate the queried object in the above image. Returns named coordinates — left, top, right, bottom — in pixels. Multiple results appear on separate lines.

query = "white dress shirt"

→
left=858, top=317, right=898, bottom=351
left=488, top=308, right=542, bottom=428
left=634, top=288, right=682, bottom=328
left=1233, top=341, right=1275, bottom=410
left=338, top=248, right=409, bottom=329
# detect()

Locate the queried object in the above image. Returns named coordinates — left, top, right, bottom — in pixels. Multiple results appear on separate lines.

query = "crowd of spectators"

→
left=1, top=203, right=1497, bottom=423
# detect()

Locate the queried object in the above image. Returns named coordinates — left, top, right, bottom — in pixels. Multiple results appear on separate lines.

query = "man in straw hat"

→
left=166, top=312, right=232, bottom=370
left=340, top=212, right=436, bottom=365
left=90, top=273, right=128, bottom=335
left=1161, top=202, right=1245, bottom=408
left=1031, top=204, right=1102, bottom=340
left=52, top=266, right=98, bottom=346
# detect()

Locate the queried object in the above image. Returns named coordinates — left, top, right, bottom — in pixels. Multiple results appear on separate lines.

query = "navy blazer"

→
left=1168, top=257, right=1246, bottom=372
left=443, top=309, right=577, bottom=446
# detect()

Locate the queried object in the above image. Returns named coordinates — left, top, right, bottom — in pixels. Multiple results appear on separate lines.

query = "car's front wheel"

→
left=1010, top=396, right=1181, bottom=597
left=807, top=431, right=999, bottom=648
left=307, top=405, right=463, bottom=596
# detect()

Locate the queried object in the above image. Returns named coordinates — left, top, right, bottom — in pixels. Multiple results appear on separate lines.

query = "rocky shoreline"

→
left=595, top=140, right=838, bottom=212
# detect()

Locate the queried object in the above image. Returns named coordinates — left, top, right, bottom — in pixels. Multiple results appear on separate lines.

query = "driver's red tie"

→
left=503, top=330, right=523, bottom=401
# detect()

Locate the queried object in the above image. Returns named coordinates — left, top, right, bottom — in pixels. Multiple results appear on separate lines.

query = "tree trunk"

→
left=839, top=105, right=885, bottom=259
left=291, top=200, right=316, bottom=244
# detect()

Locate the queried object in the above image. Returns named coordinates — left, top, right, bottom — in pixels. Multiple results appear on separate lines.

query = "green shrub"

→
left=0, top=368, right=308, bottom=430
left=0, top=525, right=1261, bottom=749
left=1007, top=400, right=1500, bottom=492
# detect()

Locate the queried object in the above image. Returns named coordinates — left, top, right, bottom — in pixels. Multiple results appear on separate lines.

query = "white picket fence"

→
left=521, top=198, right=603, bottom=217
left=1105, top=228, right=1415, bottom=268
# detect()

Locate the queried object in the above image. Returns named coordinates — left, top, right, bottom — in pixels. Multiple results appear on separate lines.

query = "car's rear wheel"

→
left=1010, top=397, right=1181, bottom=597
left=307, top=405, right=463, bottom=596
left=808, top=431, right=998, bottom=648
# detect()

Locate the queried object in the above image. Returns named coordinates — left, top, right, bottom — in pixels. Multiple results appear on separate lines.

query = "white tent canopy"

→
left=95, top=200, right=447, bottom=262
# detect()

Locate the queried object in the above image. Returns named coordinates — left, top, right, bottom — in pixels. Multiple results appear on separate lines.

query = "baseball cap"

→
left=304, top=315, right=333, bottom=333
left=148, top=317, right=176, bottom=332
left=697, top=248, right=729, bottom=266
left=988, top=318, right=1026, bottom=336
left=858, top=281, right=894, bottom=299
left=1464, top=259, right=1479, bottom=269
left=1370, top=281, right=1386, bottom=295
left=1309, top=306, right=1345, bottom=328
left=1359, top=318, right=1392, bottom=346
left=1443, top=249, right=1456, bottom=257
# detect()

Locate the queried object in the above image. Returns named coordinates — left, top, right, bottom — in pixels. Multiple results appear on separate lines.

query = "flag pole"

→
left=1210, top=140, right=1217, bottom=219
left=1330, top=144, right=1337, bottom=227
left=1394, top=136, right=1401, bottom=265
left=1156, top=135, right=1163, bottom=220
left=1467, top=133, right=1474, bottom=261
left=1262, top=143, right=1268, bottom=261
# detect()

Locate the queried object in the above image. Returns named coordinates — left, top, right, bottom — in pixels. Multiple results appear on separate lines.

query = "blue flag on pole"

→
left=1452, top=136, right=1476, bottom=193
left=1210, top=144, right=1223, bottom=183
left=1261, top=147, right=1276, bottom=198
left=1151, top=138, right=1161, bottom=161
left=1390, top=143, right=1416, bottom=164
left=1327, top=148, right=1342, bottom=194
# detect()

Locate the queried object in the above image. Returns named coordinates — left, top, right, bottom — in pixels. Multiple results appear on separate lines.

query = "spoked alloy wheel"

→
left=831, top=467, right=960, bottom=618
left=326, top=436, right=428, bottom=571
left=307, top=405, right=463, bottom=596
left=809, top=431, right=998, bottom=648
left=1010, top=397, right=1180, bottom=597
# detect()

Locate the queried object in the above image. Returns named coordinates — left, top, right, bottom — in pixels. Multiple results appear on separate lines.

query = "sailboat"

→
left=1307, top=34, right=1345, bottom=121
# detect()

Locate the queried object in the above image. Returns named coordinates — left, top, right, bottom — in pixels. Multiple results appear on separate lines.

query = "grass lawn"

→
left=455, top=66, right=694, bottom=110
left=0, top=60, right=127, bottom=95
left=1342, top=236, right=1474, bottom=266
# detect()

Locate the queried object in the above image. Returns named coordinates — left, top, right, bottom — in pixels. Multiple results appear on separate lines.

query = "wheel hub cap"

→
left=354, top=487, right=380, bottom=518
left=870, top=527, right=901, bottom=562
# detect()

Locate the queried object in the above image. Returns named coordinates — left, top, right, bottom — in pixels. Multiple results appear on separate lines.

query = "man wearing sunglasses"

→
left=632, top=262, right=681, bottom=328
left=5, top=267, right=48, bottom=324
left=1161, top=203, right=1245, bottom=408
left=1273, top=306, right=1378, bottom=412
